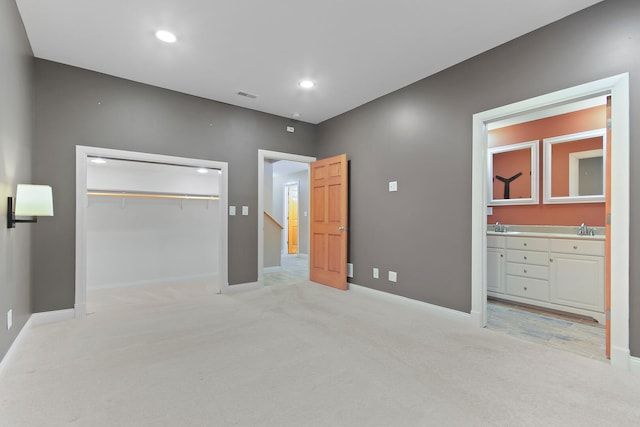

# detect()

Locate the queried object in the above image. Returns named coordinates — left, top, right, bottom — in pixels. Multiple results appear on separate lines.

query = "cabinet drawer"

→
left=549, top=239, right=604, bottom=256
left=506, top=237, right=549, bottom=252
left=506, top=276, right=549, bottom=302
left=506, top=263, right=549, bottom=280
left=487, top=235, right=506, bottom=249
left=506, top=249, right=549, bottom=266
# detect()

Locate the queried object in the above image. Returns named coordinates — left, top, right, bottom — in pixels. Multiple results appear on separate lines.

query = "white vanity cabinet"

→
left=487, top=236, right=505, bottom=293
left=487, top=233, right=605, bottom=323
left=549, top=239, right=605, bottom=313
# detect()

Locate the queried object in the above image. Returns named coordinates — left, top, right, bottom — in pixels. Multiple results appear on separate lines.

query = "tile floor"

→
left=487, top=298, right=607, bottom=362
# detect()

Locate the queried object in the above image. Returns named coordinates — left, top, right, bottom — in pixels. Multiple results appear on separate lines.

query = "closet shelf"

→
left=87, top=190, right=219, bottom=201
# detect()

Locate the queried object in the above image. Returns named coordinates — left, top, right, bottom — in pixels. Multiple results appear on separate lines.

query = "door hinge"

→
left=607, top=118, right=612, bottom=130
left=606, top=213, right=612, bottom=225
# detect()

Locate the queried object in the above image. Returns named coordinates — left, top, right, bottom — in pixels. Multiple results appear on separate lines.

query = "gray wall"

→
left=32, top=60, right=316, bottom=312
left=317, top=0, right=640, bottom=354
left=0, top=0, right=34, bottom=360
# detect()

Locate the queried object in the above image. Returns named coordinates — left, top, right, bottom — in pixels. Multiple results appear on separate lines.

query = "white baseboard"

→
left=470, top=310, right=484, bottom=328
left=31, top=308, right=76, bottom=326
left=0, top=315, right=33, bottom=376
left=629, top=356, right=640, bottom=374
left=224, top=281, right=262, bottom=294
left=264, top=266, right=282, bottom=273
left=348, top=283, right=471, bottom=323
left=610, top=345, right=632, bottom=370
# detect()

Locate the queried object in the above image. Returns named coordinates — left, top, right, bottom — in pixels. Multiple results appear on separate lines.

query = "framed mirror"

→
left=488, top=140, right=539, bottom=206
left=543, top=128, right=606, bottom=204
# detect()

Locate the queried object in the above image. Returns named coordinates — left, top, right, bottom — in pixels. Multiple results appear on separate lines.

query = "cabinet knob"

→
left=524, top=269, right=527, bottom=274
left=524, top=256, right=527, bottom=260
left=573, top=245, right=578, bottom=250
left=524, top=243, right=527, bottom=247
left=500, top=254, right=503, bottom=258
left=550, top=258, right=553, bottom=262
left=524, top=286, right=528, bottom=291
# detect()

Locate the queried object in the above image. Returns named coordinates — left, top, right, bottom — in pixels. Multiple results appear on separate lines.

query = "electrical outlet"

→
left=347, top=263, right=353, bottom=278
left=229, top=206, right=236, bottom=216
left=388, top=271, right=397, bottom=282
left=7, top=309, right=12, bottom=331
left=389, top=181, right=398, bottom=192
left=373, top=268, right=379, bottom=279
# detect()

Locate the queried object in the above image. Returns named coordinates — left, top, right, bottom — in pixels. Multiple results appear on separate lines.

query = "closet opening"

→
left=75, top=146, right=229, bottom=316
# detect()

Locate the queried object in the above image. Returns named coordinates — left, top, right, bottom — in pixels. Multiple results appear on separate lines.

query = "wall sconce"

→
left=7, top=184, right=54, bottom=228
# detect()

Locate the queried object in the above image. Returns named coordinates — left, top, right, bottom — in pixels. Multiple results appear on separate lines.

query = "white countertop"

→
left=486, top=230, right=604, bottom=241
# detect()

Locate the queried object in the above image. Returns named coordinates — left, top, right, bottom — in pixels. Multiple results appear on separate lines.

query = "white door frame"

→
left=75, top=146, right=229, bottom=316
left=471, top=73, right=630, bottom=369
left=258, top=150, right=315, bottom=284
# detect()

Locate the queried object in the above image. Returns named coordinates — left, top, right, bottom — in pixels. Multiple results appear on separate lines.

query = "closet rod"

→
left=87, top=191, right=219, bottom=201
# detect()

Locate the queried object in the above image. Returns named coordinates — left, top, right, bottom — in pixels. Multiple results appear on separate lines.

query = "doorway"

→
left=484, top=95, right=608, bottom=361
left=75, top=146, right=229, bottom=317
left=471, top=74, right=630, bottom=369
left=258, top=150, right=316, bottom=286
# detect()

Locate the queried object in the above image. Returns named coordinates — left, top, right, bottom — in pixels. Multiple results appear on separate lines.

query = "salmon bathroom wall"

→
left=487, top=106, right=606, bottom=226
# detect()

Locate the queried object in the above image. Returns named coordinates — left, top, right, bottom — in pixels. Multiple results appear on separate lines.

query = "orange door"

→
left=605, top=96, right=612, bottom=358
left=287, top=186, right=299, bottom=254
left=310, top=154, right=348, bottom=290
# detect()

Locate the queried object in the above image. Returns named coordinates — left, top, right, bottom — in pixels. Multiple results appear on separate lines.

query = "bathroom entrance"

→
left=471, top=74, right=630, bottom=368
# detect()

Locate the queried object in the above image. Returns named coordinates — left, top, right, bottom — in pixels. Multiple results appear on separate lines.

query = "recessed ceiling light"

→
left=292, top=112, right=301, bottom=119
left=196, top=168, right=209, bottom=174
left=298, top=80, right=315, bottom=89
left=90, top=158, right=107, bottom=164
left=155, top=30, right=177, bottom=43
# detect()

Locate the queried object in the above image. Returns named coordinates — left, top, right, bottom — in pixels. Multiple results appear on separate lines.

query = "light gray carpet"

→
left=1, top=280, right=639, bottom=426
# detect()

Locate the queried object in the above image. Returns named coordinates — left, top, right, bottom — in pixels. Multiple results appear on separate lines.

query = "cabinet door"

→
left=549, top=253, right=604, bottom=312
left=487, top=248, right=505, bottom=293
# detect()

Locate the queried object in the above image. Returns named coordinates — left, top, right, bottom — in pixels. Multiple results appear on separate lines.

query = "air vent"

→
left=237, top=91, right=258, bottom=99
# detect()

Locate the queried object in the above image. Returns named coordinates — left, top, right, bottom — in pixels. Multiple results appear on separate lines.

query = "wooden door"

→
left=605, top=96, right=612, bottom=358
left=287, top=185, right=299, bottom=254
left=310, top=154, right=348, bottom=290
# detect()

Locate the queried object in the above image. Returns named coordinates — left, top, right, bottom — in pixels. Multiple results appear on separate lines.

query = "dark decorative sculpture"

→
left=495, top=172, right=523, bottom=199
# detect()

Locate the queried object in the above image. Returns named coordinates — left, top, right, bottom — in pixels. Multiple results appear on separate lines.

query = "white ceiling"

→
left=16, top=0, right=602, bottom=124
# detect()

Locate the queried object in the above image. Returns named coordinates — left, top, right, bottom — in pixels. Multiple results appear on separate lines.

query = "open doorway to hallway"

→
left=258, top=150, right=316, bottom=287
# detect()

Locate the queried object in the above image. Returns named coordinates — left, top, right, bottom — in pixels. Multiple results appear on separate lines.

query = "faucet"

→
left=494, top=222, right=507, bottom=233
left=577, top=223, right=595, bottom=236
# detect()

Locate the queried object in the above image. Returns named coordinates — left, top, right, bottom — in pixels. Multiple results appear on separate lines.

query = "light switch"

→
left=242, top=206, right=249, bottom=216
left=487, top=207, right=493, bottom=215
left=373, top=268, right=379, bottom=279
left=229, top=206, right=236, bottom=216
left=389, top=181, right=398, bottom=192
left=388, top=271, right=397, bottom=282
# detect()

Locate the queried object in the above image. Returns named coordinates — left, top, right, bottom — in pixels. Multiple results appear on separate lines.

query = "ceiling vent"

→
left=237, top=91, right=258, bottom=99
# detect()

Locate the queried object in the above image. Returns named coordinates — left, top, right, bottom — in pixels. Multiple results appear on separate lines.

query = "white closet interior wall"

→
left=86, top=159, right=221, bottom=289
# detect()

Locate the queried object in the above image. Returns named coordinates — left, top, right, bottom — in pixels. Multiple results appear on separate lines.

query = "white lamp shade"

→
left=15, top=185, right=54, bottom=216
